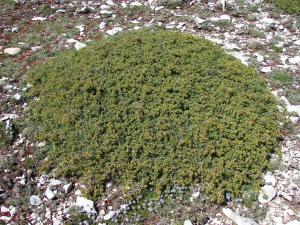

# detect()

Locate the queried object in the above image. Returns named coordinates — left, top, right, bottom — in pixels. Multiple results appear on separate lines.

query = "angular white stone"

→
left=30, top=195, right=42, bottom=206
left=261, top=67, right=272, bottom=73
left=100, top=4, right=110, bottom=9
left=229, top=52, right=248, bottom=65
left=194, top=17, right=206, bottom=25
left=100, top=10, right=113, bottom=15
left=294, top=40, right=300, bottom=46
left=281, top=192, right=293, bottom=201
left=263, top=172, right=276, bottom=186
left=259, top=18, right=277, bottom=26
left=49, top=179, right=62, bottom=187
left=286, top=221, right=300, bottom=225
left=120, top=204, right=128, bottom=211
left=106, top=27, right=123, bottom=36
left=13, top=93, right=21, bottom=100
left=52, top=217, right=61, bottom=225
left=281, top=55, right=288, bottom=64
left=222, top=208, right=258, bottom=225
left=4, top=47, right=21, bottom=56
left=31, top=16, right=47, bottom=21
left=130, top=1, right=142, bottom=6
left=75, top=41, right=86, bottom=50
left=184, top=220, right=193, bottom=225
left=255, top=53, right=264, bottom=62
left=106, top=0, right=114, bottom=5
left=224, top=43, right=240, bottom=50
left=63, top=183, right=73, bottom=193
left=99, top=22, right=106, bottom=30
left=45, top=187, right=55, bottom=200
left=11, top=27, right=18, bottom=32
left=289, top=56, right=300, bottom=65
left=56, top=9, right=66, bottom=13
left=103, top=210, right=116, bottom=220
left=281, top=96, right=300, bottom=116
left=220, top=14, right=230, bottom=20
left=290, top=117, right=299, bottom=124
left=76, top=196, right=97, bottom=214
left=66, top=38, right=77, bottom=44
left=75, top=25, right=84, bottom=32
left=191, top=191, right=200, bottom=199
left=258, top=185, right=276, bottom=204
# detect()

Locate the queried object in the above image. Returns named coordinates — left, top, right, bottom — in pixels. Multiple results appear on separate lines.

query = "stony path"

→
left=0, top=0, right=300, bottom=224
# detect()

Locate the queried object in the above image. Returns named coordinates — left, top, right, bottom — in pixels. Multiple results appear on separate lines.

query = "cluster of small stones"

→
left=1, top=0, right=300, bottom=224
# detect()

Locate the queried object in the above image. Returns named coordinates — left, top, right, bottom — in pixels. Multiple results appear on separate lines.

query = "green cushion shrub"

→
left=266, top=0, right=300, bottom=14
left=27, top=30, right=281, bottom=203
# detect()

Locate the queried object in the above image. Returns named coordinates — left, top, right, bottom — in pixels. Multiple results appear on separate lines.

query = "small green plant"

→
left=266, top=0, right=300, bottom=15
left=249, top=28, right=266, bottom=39
left=252, top=207, right=268, bottom=221
left=270, top=70, right=293, bottom=87
left=0, top=155, right=15, bottom=171
left=0, top=58, right=21, bottom=79
left=124, top=5, right=150, bottom=17
left=158, top=0, right=183, bottom=9
left=0, top=122, right=14, bottom=150
left=294, top=16, right=300, bottom=29
left=269, top=43, right=283, bottom=53
left=248, top=41, right=263, bottom=50
left=27, top=30, right=282, bottom=203
left=66, top=206, right=92, bottom=225
left=214, top=19, right=232, bottom=30
left=242, top=190, right=258, bottom=208
left=284, top=88, right=300, bottom=105
left=37, top=4, right=54, bottom=15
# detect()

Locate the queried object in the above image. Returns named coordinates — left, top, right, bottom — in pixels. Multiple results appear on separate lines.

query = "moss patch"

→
left=27, top=30, right=281, bottom=203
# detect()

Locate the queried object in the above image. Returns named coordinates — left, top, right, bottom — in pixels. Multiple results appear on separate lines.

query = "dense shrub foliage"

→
left=27, top=30, right=281, bottom=203
left=266, top=0, right=300, bottom=14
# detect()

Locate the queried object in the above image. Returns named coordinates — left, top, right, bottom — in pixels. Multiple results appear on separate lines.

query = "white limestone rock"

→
left=194, top=17, right=206, bottom=26
left=263, top=172, right=276, bottom=186
left=4, top=48, right=21, bottom=56
left=106, top=27, right=123, bottom=35
left=261, top=67, right=272, bottom=73
left=63, top=182, right=73, bottom=194
left=220, top=14, right=230, bottom=21
left=75, top=196, right=97, bottom=215
left=258, top=185, right=276, bottom=204
left=289, top=56, right=300, bottom=65
left=75, top=41, right=86, bottom=50
left=184, top=220, right=193, bottom=225
left=286, top=221, right=300, bottom=225
left=229, top=52, right=248, bottom=65
left=281, top=96, right=300, bottom=116
left=99, top=22, right=106, bottom=30
left=222, top=208, right=258, bottom=225
left=45, top=187, right=55, bottom=200
left=294, top=40, right=300, bottom=46
left=30, top=195, right=42, bottom=206
left=290, top=117, right=299, bottom=124
left=49, top=179, right=62, bottom=188
left=103, top=211, right=116, bottom=220
left=31, top=16, right=47, bottom=21
left=13, top=93, right=21, bottom=100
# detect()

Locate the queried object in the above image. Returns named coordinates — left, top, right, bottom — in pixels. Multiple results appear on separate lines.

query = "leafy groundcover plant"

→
left=27, top=30, right=281, bottom=203
left=266, top=0, right=300, bottom=14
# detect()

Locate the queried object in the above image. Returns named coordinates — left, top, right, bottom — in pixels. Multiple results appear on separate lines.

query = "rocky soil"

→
left=0, top=0, right=300, bottom=224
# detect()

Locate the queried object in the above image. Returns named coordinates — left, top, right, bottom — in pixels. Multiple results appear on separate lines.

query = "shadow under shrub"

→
left=27, top=30, right=281, bottom=203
